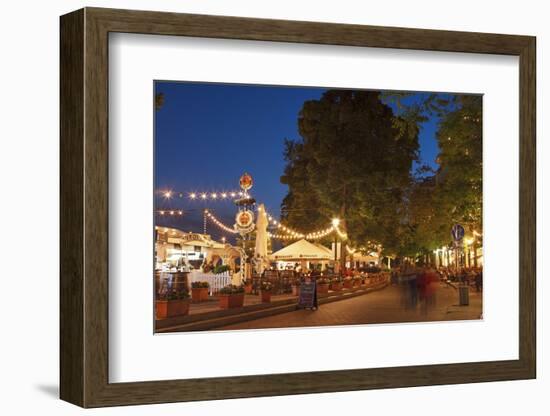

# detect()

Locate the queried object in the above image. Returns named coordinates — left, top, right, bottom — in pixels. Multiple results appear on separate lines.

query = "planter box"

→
left=330, top=282, right=342, bottom=291
left=317, top=283, right=329, bottom=294
left=156, top=299, right=190, bottom=319
left=261, top=291, right=272, bottom=303
left=343, top=280, right=354, bottom=289
left=191, top=287, right=209, bottom=302
left=218, top=293, right=245, bottom=309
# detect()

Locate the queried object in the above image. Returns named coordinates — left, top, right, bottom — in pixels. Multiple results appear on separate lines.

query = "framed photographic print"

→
left=60, top=7, right=536, bottom=408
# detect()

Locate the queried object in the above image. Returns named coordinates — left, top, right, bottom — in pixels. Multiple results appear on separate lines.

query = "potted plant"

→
left=343, top=276, right=354, bottom=289
left=353, top=275, right=362, bottom=287
left=155, top=289, right=190, bottom=319
left=330, top=277, right=343, bottom=292
left=364, top=273, right=371, bottom=285
left=260, top=281, right=273, bottom=303
left=191, top=281, right=209, bottom=302
left=218, top=284, right=245, bottom=309
left=316, top=278, right=330, bottom=294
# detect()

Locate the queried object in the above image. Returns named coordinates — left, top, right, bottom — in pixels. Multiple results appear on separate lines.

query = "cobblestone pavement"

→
left=218, top=283, right=483, bottom=330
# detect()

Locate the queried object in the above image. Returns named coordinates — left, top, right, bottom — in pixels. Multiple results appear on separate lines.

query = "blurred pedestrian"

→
left=391, top=268, right=399, bottom=285
left=475, top=269, right=483, bottom=292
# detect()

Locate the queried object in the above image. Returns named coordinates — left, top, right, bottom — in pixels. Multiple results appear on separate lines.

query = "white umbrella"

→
left=254, top=204, right=269, bottom=274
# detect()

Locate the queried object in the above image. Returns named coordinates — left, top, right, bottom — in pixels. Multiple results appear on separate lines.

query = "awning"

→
left=270, top=239, right=332, bottom=261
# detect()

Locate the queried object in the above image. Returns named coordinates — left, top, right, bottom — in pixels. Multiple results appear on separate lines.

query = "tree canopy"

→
left=155, top=92, right=165, bottom=111
left=383, top=93, right=482, bottom=256
left=280, top=90, right=482, bottom=261
left=280, top=90, right=419, bottom=258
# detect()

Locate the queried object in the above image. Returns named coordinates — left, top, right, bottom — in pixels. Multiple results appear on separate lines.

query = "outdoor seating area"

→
left=150, top=85, right=485, bottom=335
left=155, top=269, right=390, bottom=320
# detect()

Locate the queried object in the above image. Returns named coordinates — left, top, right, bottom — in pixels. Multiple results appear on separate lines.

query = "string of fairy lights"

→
left=260, top=206, right=306, bottom=239
left=203, top=204, right=351, bottom=243
left=203, top=209, right=239, bottom=234
left=155, top=188, right=250, bottom=216
left=158, top=189, right=248, bottom=201
left=156, top=209, right=184, bottom=216
left=262, top=207, right=340, bottom=241
left=156, top=187, right=378, bottom=253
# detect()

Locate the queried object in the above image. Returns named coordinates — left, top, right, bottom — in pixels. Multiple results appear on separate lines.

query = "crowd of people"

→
left=437, top=266, right=483, bottom=292
left=260, top=262, right=483, bottom=313
left=390, top=264, right=483, bottom=315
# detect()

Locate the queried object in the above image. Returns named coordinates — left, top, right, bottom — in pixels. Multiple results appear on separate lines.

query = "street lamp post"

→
left=332, top=218, right=340, bottom=275
left=334, top=234, right=338, bottom=269
left=473, top=238, right=478, bottom=267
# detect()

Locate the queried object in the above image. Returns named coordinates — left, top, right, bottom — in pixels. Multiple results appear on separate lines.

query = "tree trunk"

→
left=340, top=241, right=347, bottom=273
left=339, top=188, right=347, bottom=273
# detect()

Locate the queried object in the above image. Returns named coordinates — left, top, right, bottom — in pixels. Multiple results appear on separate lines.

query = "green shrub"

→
left=219, top=284, right=245, bottom=295
left=164, top=289, right=189, bottom=301
left=213, top=264, right=231, bottom=275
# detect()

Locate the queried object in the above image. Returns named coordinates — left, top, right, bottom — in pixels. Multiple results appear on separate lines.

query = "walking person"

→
left=475, top=269, right=483, bottom=292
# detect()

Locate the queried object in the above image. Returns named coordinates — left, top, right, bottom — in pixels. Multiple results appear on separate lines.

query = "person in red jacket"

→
left=416, top=268, right=436, bottom=314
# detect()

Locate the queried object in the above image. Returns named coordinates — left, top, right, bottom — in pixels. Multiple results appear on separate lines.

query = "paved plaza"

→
left=218, top=283, right=482, bottom=330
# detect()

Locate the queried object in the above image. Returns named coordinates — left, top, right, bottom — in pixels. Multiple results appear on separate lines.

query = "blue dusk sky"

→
left=154, top=81, right=443, bottom=242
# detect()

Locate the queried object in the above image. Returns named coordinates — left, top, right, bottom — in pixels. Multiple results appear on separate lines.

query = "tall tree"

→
left=280, top=90, right=420, bottom=264
left=396, top=94, right=483, bottom=259
left=434, top=95, right=483, bottom=234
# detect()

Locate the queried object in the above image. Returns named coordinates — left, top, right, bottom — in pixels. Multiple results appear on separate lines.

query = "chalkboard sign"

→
left=297, top=280, right=318, bottom=310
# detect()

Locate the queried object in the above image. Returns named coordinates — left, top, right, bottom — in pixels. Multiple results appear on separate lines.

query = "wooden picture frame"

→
left=60, top=7, right=536, bottom=408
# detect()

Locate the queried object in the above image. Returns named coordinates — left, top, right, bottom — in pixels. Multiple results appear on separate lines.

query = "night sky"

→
left=154, top=81, right=442, bottom=243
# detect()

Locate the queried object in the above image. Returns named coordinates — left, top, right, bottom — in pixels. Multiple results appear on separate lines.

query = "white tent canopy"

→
left=314, top=243, right=334, bottom=257
left=270, top=239, right=333, bottom=261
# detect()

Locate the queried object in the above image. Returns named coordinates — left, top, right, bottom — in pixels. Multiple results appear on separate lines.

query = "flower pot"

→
left=353, top=279, right=361, bottom=287
left=317, top=283, right=329, bottom=294
left=156, top=299, right=190, bottom=319
left=330, top=282, right=342, bottom=291
left=261, top=290, right=272, bottom=303
left=218, top=293, right=245, bottom=309
left=343, top=280, right=353, bottom=289
left=191, top=287, right=209, bottom=302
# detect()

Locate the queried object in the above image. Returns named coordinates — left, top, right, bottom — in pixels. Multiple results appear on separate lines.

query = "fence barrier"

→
left=188, top=270, right=232, bottom=295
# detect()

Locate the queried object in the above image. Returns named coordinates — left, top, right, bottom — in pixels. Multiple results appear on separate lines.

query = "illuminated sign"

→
left=235, top=210, right=255, bottom=234
left=239, top=172, right=253, bottom=191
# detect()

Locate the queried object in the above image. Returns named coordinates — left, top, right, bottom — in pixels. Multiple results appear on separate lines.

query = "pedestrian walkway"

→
left=156, top=281, right=389, bottom=332
left=218, top=283, right=482, bottom=331
left=187, top=293, right=297, bottom=316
